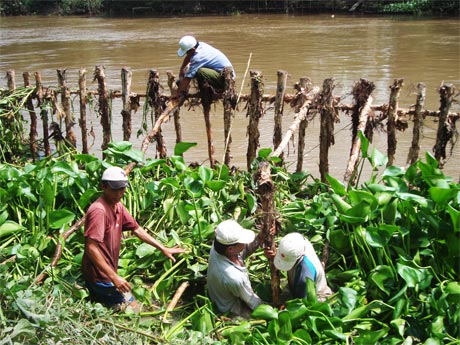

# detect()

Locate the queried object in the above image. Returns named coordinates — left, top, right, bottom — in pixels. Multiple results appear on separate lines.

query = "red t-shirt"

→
left=82, top=196, right=139, bottom=283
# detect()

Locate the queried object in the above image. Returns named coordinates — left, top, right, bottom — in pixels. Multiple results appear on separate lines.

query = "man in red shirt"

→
left=82, top=166, right=185, bottom=310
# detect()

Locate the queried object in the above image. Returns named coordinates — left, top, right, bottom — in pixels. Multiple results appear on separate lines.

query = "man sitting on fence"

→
left=173, top=35, right=235, bottom=106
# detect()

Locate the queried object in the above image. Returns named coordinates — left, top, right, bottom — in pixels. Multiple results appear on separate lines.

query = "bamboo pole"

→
left=344, top=79, right=375, bottom=185
left=23, top=72, right=38, bottom=161
left=387, top=79, right=404, bottom=166
left=407, top=83, right=426, bottom=165
left=57, top=69, right=77, bottom=147
left=433, top=83, right=455, bottom=168
left=319, top=78, right=336, bottom=183
left=255, top=161, right=280, bottom=307
left=273, top=70, right=288, bottom=163
left=121, top=67, right=133, bottom=141
left=79, top=69, right=89, bottom=154
left=246, top=70, right=264, bottom=170
left=94, top=65, right=111, bottom=156
left=222, top=67, right=236, bottom=166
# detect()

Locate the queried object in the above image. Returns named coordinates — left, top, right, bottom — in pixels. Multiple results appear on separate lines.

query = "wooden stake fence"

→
left=3, top=67, right=459, bottom=183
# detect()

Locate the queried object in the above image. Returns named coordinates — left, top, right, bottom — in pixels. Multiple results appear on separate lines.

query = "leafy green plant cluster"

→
left=0, top=139, right=459, bottom=344
left=383, top=0, right=432, bottom=14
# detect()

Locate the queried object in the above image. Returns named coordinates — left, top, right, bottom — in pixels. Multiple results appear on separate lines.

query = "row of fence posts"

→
left=4, top=67, right=458, bottom=186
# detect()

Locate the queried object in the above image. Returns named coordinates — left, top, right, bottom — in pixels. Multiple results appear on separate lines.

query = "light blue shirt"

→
left=185, top=42, right=234, bottom=79
left=207, top=242, right=262, bottom=317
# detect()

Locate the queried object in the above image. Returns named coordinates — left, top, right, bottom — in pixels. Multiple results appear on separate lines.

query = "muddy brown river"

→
left=1, top=14, right=459, bottom=180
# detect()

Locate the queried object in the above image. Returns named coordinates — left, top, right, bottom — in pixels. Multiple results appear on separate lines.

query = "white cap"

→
left=215, top=219, right=255, bottom=245
left=177, top=35, right=197, bottom=57
left=101, top=166, right=128, bottom=190
left=274, top=233, right=306, bottom=271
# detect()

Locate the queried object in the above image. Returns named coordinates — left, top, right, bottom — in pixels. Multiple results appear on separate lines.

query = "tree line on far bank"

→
left=0, top=0, right=458, bottom=16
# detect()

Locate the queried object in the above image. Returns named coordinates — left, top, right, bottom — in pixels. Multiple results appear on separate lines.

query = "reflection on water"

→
left=1, top=15, right=459, bottom=180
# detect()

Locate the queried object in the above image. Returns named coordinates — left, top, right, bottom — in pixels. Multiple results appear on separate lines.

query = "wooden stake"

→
left=255, top=161, right=280, bottom=306
left=407, top=83, right=426, bottom=165
left=223, top=67, right=236, bottom=166
left=94, top=66, right=110, bottom=156
left=246, top=70, right=264, bottom=170
left=387, top=79, right=404, bottom=166
left=319, top=78, right=336, bottom=183
left=34, top=72, right=51, bottom=156
left=79, top=69, right=89, bottom=154
left=57, top=69, right=77, bottom=147
left=433, top=83, right=455, bottom=167
left=23, top=72, right=38, bottom=161
left=167, top=71, right=182, bottom=144
left=273, top=70, right=288, bottom=163
left=121, top=67, right=133, bottom=141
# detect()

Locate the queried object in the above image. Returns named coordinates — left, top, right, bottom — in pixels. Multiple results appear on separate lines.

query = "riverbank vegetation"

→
left=0, top=0, right=458, bottom=16
left=0, top=87, right=459, bottom=343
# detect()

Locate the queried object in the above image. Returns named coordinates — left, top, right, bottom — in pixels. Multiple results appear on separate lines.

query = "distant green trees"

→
left=0, top=0, right=458, bottom=16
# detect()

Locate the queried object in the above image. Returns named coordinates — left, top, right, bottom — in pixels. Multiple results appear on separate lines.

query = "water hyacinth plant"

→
left=0, top=139, right=459, bottom=344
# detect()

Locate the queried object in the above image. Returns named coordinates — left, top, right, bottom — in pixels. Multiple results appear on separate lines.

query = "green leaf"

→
left=251, top=304, right=278, bottom=320
left=370, top=147, right=388, bottom=168
left=9, top=318, right=36, bottom=339
left=258, top=148, right=272, bottom=159
left=397, top=262, right=432, bottom=289
left=369, top=265, right=395, bottom=294
left=49, top=209, right=76, bottom=229
left=326, top=174, right=347, bottom=196
left=0, top=220, right=25, bottom=238
left=198, top=165, right=213, bottom=182
left=136, top=243, right=156, bottom=258
left=277, top=310, right=293, bottom=341
left=108, top=141, right=133, bottom=151
left=358, top=131, right=369, bottom=158
left=174, top=142, right=197, bottom=156
left=175, top=201, right=190, bottom=224
left=429, top=187, right=456, bottom=204
left=206, top=180, right=226, bottom=191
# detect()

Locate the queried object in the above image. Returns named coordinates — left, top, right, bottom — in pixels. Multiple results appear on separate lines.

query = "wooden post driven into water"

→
left=23, top=72, right=38, bottom=160
left=146, top=69, right=167, bottom=158
left=407, top=83, right=426, bottom=165
left=319, top=78, right=336, bottom=183
left=57, top=69, right=77, bottom=147
left=121, top=67, right=133, bottom=142
left=78, top=69, right=89, bottom=154
left=6, top=70, right=15, bottom=90
left=94, top=66, right=110, bottom=156
left=387, top=78, right=404, bottom=167
left=167, top=71, right=182, bottom=144
left=255, top=161, right=280, bottom=307
left=274, top=70, right=288, bottom=163
left=344, top=79, right=375, bottom=185
left=433, top=83, right=456, bottom=168
left=34, top=72, right=51, bottom=157
left=246, top=70, right=264, bottom=170
left=223, top=67, right=236, bottom=166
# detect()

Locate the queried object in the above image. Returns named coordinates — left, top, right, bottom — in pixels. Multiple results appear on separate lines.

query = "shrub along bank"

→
left=0, top=0, right=458, bottom=16
left=0, top=139, right=459, bottom=344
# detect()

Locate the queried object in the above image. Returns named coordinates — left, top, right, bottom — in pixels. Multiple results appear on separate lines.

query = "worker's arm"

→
left=133, top=227, right=186, bottom=262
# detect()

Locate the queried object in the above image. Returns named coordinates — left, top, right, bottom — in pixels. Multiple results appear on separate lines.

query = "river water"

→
left=1, top=15, right=459, bottom=180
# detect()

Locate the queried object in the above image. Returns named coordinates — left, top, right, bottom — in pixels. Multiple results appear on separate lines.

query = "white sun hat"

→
left=101, top=166, right=128, bottom=190
left=177, top=35, right=198, bottom=57
left=274, top=232, right=307, bottom=271
left=215, top=219, right=255, bottom=245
